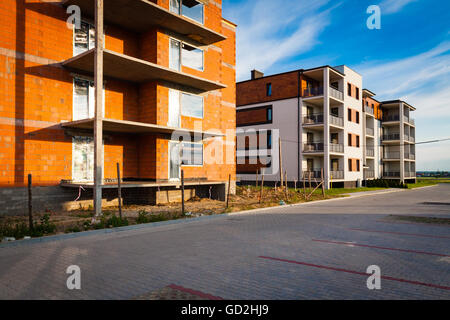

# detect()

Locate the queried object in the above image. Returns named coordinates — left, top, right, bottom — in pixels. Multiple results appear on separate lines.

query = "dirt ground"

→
left=0, top=185, right=340, bottom=237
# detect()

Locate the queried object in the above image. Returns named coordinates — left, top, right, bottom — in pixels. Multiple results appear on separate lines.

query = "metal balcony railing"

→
left=365, top=106, right=374, bottom=115
left=405, top=153, right=416, bottom=160
left=364, top=170, right=375, bottom=178
left=303, top=142, right=324, bottom=153
left=409, top=136, right=415, bottom=143
left=329, top=114, right=344, bottom=127
left=366, top=127, right=374, bottom=136
left=302, top=170, right=322, bottom=179
left=384, top=152, right=400, bottom=159
left=382, top=133, right=400, bottom=141
left=329, top=86, right=344, bottom=100
left=303, top=113, right=324, bottom=125
left=303, top=87, right=324, bottom=97
left=382, top=115, right=400, bottom=122
left=403, top=116, right=415, bottom=125
left=329, top=143, right=344, bottom=153
left=383, top=171, right=400, bottom=177
left=366, top=148, right=375, bottom=157
left=330, top=170, right=344, bottom=179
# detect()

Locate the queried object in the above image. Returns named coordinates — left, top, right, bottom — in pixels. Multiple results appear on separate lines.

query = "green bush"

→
left=367, top=179, right=408, bottom=189
left=0, top=213, right=56, bottom=239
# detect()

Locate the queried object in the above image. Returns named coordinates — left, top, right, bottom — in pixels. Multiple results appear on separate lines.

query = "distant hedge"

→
left=367, top=179, right=408, bottom=188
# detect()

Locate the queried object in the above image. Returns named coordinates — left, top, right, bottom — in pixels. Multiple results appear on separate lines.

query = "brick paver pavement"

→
left=0, top=184, right=449, bottom=299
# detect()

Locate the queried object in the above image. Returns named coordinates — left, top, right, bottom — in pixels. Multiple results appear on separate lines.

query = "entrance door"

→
left=168, top=89, right=181, bottom=127
left=169, top=142, right=181, bottom=180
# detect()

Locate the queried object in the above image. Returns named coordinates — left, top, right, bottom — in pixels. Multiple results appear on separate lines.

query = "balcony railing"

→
left=364, top=170, right=375, bottom=178
left=329, top=86, right=344, bottom=100
left=383, top=171, right=400, bottom=177
left=405, top=153, right=416, bottom=160
left=303, top=142, right=324, bottom=153
left=329, top=114, right=344, bottom=127
left=404, top=171, right=416, bottom=178
left=403, top=116, right=415, bottom=125
left=303, top=87, right=324, bottom=98
left=409, top=136, right=415, bottom=143
left=330, top=170, right=344, bottom=179
left=366, top=148, right=374, bottom=157
left=303, top=113, right=324, bottom=125
left=329, top=143, right=344, bottom=153
left=384, top=152, right=400, bottom=159
left=365, top=106, right=374, bottom=115
left=302, top=170, right=322, bottom=179
left=366, top=127, right=374, bottom=136
left=382, top=115, right=400, bottom=122
left=382, top=133, right=400, bottom=141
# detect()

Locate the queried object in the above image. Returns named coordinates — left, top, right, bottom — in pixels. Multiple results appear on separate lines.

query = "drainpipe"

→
left=297, top=70, right=302, bottom=182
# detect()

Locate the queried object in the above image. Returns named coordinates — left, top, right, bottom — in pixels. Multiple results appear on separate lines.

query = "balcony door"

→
left=169, top=142, right=181, bottom=181
left=73, top=78, right=105, bottom=121
left=72, top=136, right=94, bottom=182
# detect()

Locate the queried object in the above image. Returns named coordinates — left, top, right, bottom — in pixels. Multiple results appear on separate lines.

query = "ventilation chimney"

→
left=251, top=69, right=264, bottom=80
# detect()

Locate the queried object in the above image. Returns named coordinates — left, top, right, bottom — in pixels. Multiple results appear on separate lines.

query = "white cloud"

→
left=356, top=41, right=450, bottom=170
left=226, top=0, right=338, bottom=81
left=379, top=0, right=418, bottom=14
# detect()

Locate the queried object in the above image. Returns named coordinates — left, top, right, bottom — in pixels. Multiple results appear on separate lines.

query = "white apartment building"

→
left=236, top=65, right=416, bottom=188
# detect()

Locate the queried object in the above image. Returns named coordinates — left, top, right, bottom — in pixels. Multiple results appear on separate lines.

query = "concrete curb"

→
left=0, top=184, right=438, bottom=248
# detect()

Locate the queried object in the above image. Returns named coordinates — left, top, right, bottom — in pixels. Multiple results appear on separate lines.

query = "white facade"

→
left=236, top=65, right=416, bottom=188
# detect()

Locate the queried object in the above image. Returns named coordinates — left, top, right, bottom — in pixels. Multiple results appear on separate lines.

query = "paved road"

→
left=1, top=184, right=449, bottom=299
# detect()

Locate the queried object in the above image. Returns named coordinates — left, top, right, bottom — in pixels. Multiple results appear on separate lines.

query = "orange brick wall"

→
left=0, top=0, right=235, bottom=187
left=237, top=71, right=299, bottom=106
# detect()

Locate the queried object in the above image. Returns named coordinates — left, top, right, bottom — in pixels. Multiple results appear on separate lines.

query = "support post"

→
left=226, top=174, right=231, bottom=209
left=181, top=170, right=185, bottom=215
left=279, top=137, right=283, bottom=187
left=93, top=0, right=104, bottom=217
left=303, top=175, right=306, bottom=200
left=309, top=171, right=312, bottom=192
left=255, top=170, right=259, bottom=188
left=116, top=163, right=122, bottom=219
left=28, top=173, right=33, bottom=231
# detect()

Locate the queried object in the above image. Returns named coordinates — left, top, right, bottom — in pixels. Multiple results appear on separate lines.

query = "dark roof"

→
left=381, top=100, right=416, bottom=110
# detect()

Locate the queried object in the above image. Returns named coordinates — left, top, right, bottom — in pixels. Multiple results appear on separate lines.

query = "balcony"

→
left=329, top=114, right=344, bottom=127
left=303, top=87, right=324, bottom=98
left=365, top=106, right=374, bottom=116
left=409, top=136, right=416, bottom=143
left=364, top=170, right=375, bottom=178
left=403, top=115, right=416, bottom=126
left=303, top=142, right=324, bottom=153
left=383, top=171, right=400, bottom=177
left=366, top=148, right=375, bottom=157
left=303, top=114, right=324, bottom=125
left=366, top=127, right=374, bottom=136
left=60, top=118, right=223, bottom=138
left=404, top=171, right=416, bottom=178
left=329, top=86, right=344, bottom=100
left=330, top=170, right=344, bottom=180
left=302, top=170, right=322, bottom=179
left=384, top=152, right=400, bottom=160
left=329, top=143, right=344, bottom=153
left=405, top=153, right=416, bottom=160
left=382, top=115, right=400, bottom=122
left=62, top=49, right=226, bottom=92
left=382, top=133, right=400, bottom=141
left=63, top=0, right=226, bottom=45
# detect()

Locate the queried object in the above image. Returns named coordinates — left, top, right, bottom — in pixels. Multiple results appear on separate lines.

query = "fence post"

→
left=321, top=168, right=325, bottom=198
left=181, top=169, right=185, bottom=215
left=255, top=170, right=259, bottom=188
left=259, top=171, right=265, bottom=204
left=116, top=163, right=122, bottom=219
left=226, top=174, right=231, bottom=209
left=28, top=173, right=33, bottom=231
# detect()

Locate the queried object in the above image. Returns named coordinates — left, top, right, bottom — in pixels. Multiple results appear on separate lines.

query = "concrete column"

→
left=299, top=98, right=303, bottom=181
left=323, top=68, right=330, bottom=189
left=399, top=102, right=405, bottom=183
left=94, top=0, right=104, bottom=216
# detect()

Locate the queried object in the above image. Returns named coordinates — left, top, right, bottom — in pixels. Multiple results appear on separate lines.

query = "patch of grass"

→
left=388, top=215, right=450, bottom=225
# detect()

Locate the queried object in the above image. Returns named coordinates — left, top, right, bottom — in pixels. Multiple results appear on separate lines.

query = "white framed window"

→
left=169, top=38, right=204, bottom=72
left=73, top=21, right=96, bottom=56
left=168, top=89, right=204, bottom=125
left=181, top=92, right=203, bottom=118
left=73, top=77, right=105, bottom=121
left=181, top=142, right=203, bottom=166
left=170, top=0, right=204, bottom=25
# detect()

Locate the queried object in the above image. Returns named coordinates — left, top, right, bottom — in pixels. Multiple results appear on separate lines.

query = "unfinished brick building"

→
left=0, top=0, right=236, bottom=215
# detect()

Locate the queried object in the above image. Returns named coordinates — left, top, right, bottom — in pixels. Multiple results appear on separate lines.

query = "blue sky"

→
left=222, top=0, right=450, bottom=171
